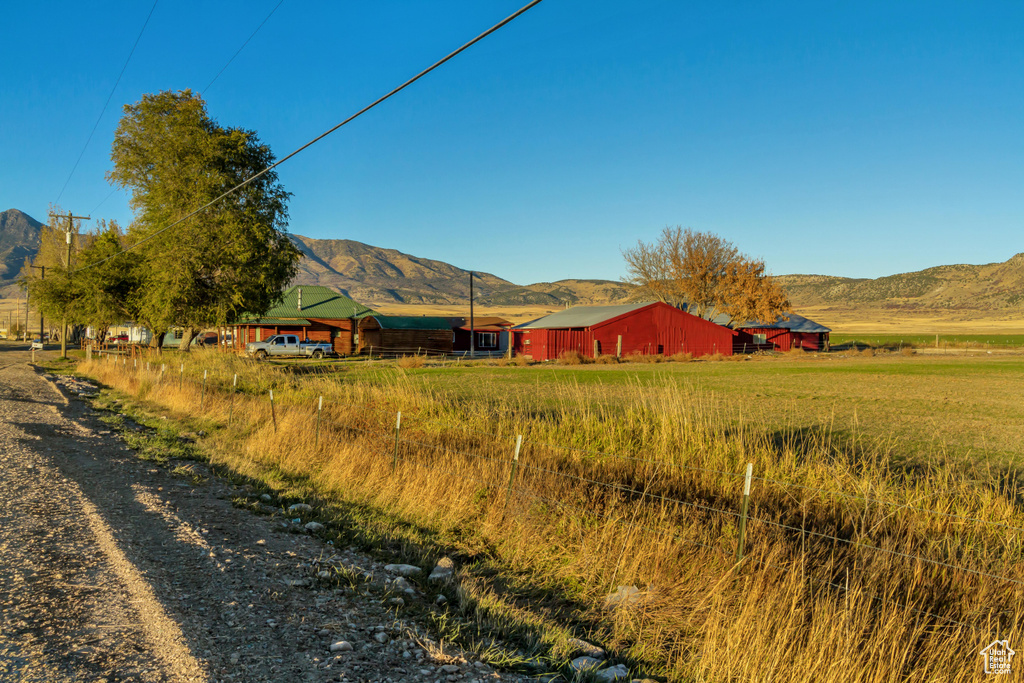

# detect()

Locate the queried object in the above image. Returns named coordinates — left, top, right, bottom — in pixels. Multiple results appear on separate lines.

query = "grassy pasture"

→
left=340, top=352, right=1024, bottom=467
left=830, top=332, right=1024, bottom=349
left=72, top=349, right=1024, bottom=681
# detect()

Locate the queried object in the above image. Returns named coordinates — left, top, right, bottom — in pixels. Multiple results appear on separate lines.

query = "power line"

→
left=55, top=0, right=160, bottom=205
left=203, top=0, right=285, bottom=93
left=75, top=0, right=545, bottom=274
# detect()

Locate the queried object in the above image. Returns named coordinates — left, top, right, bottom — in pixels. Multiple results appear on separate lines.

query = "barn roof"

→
left=515, top=303, right=652, bottom=329
left=239, top=285, right=375, bottom=323
left=721, top=312, right=831, bottom=333
left=364, top=315, right=453, bottom=330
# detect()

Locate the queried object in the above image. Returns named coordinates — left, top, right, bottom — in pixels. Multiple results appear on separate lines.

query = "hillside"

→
left=290, top=235, right=629, bottom=306
left=0, top=209, right=43, bottom=295
left=5, top=207, right=1023, bottom=314
left=779, top=254, right=1024, bottom=311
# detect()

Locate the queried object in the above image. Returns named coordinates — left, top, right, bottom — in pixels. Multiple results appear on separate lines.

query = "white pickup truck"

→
left=245, top=334, right=333, bottom=359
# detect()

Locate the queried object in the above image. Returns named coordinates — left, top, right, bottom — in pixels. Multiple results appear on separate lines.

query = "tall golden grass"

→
left=81, top=351, right=1023, bottom=681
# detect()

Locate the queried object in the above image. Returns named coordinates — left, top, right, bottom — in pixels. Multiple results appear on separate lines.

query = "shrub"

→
left=900, top=347, right=917, bottom=356
left=702, top=352, right=726, bottom=362
left=397, top=355, right=426, bottom=369
left=668, top=352, right=693, bottom=363
left=622, top=352, right=663, bottom=363
left=556, top=350, right=590, bottom=365
left=594, top=354, right=620, bottom=365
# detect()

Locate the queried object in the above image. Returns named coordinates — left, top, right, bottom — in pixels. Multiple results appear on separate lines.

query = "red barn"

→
left=511, top=302, right=737, bottom=361
left=730, top=313, right=831, bottom=352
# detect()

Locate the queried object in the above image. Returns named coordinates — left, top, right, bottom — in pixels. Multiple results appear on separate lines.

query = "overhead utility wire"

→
left=203, top=0, right=285, bottom=93
left=92, top=1, right=286, bottom=215
left=55, top=0, right=160, bottom=205
left=76, top=0, right=545, bottom=274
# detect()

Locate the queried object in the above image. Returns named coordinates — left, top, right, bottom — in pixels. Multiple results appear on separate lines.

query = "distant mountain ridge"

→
left=777, top=254, right=1024, bottom=311
left=289, top=234, right=630, bottom=306
left=3, top=208, right=1022, bottom=311
left=0, top=209, right=43, bottom=292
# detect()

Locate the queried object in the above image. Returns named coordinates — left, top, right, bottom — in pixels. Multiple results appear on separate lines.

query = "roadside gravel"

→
left=0, top=346, right=535, bottom=683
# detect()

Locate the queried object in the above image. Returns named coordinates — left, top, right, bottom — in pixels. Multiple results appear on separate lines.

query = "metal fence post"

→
left=315, top=395, right=323, bottom=448
left=504, top=435, right=523, bottom=507
left=269, top=389, right=277, bottom=432
left=736, top=462, right=753, bottom=561
left=228, top=373, right=237, bottom=426
left=392, top=411, right=402, bottom=470
left=199, top=369, right=208, bottom=412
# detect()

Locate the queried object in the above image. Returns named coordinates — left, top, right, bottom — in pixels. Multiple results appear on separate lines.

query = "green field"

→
left=829, top=332, right=1024, bottom=349
left=334, top=353, right=1024, bottom=468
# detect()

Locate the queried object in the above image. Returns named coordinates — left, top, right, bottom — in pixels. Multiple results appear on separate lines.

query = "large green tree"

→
left=107, top=89, right=300, bottom=348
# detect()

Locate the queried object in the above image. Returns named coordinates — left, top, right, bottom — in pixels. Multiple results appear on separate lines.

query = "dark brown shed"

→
left=357, top=316, right=453, bottom=356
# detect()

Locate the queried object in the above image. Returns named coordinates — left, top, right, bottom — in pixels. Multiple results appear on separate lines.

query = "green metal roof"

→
left=239, top=285, right=375, bottom=323
left=242, top=318, right=312, bottom=326
left=365, top=315, right=452, bottom=331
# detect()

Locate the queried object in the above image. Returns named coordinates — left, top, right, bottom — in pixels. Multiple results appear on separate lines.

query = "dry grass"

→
left=78, top=350, right=1024, bottom=681
left=622, top=352, right=663, bottom=363
left=397, top=354, right=427, bottom=369
left=556, top=350, right=590, bottom=365
left=594, top=354, right=619, bottom=365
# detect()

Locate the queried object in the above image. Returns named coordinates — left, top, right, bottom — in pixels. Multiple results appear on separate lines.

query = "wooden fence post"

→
left=199, top=369, right=208, bottom=412
left=392, top=411, right=402, bottom=470
left=228, top=373, right=237, bottom=426
left=269, top=389, right=277, bottom=432
left=593, top=339, right=599, bottom=358
left=179, top=363, right=184, bottom=390
left=736, top=462, right=753, bottom=561
left=616, top=335, right=622, bottom=358
left=315, top=395, right=323, bottom=448
left=505, top=434, right=523, bottom=507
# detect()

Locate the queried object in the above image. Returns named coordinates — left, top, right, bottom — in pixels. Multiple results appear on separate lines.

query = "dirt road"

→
left=0, top=345, right=528, bottom=683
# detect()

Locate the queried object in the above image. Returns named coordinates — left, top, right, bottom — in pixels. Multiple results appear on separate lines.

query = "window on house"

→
left=753, top=333, right=767, bottom=344
left=477, top=332, right=497, bottom=348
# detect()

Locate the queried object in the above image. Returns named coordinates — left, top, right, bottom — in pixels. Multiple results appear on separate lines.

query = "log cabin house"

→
left=233, top=285, right=376, bottom=355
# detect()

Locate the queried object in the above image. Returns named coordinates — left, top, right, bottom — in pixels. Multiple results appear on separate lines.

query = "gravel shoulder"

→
left=0, top=346, right=533, bottom=683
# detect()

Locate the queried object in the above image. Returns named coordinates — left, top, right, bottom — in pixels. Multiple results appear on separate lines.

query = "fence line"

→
left=108, top=356, right=1024, bottom=619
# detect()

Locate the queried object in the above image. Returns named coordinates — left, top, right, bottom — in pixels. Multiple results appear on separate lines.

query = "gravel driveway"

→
left=0, top=346, right=532, bottom=683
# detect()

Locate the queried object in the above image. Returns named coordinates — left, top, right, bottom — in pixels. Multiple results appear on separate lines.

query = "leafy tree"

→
left=623, top=226, right=790, bottom=325
left=107, top=89, right=300, bottom=349
left=21, top=207, right=88, bottom=343
left=24, top=218, right=141, bottom=344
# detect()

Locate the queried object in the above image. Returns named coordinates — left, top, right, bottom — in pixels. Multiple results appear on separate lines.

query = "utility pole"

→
left=49, top=211, right=90, bottom=359
left=469, top=271, right=475, bottom=358
left=29, top=265, right=45, bottom=343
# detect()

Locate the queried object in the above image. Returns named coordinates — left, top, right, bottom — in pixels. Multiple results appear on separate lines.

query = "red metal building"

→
left=730, top=313, right=831, bottom=352
left=511, top=302, right=737, bottom=360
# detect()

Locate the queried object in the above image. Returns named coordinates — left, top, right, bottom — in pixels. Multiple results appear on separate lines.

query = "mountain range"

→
left=2, top=208, right=1022, bottom=313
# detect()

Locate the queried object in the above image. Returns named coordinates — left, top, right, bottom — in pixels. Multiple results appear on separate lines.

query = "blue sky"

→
left=2, top=1, right=1022, bottom=284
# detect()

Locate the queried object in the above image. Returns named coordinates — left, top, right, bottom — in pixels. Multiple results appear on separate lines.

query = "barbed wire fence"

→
left=100, top=351, right=1024, bottom=649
